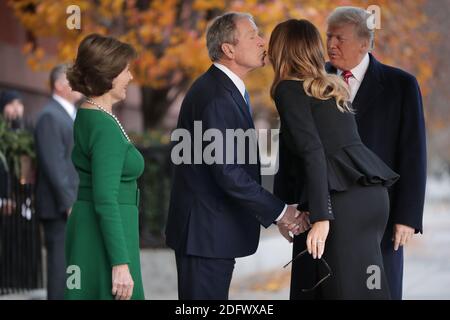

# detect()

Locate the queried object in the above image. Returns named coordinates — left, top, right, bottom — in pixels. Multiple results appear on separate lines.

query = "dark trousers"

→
left=175, top=252, right=235, bottom=300
left=381, top=225, right=404, bottom=300
left=41, top=217, right=66, bottom=300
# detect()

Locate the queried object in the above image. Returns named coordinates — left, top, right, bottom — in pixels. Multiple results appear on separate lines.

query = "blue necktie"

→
left=244, top=89, right=252, bottom=115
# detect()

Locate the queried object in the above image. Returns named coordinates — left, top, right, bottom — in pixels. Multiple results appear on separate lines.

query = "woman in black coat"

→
left=268, top=19, right=399, bottom=299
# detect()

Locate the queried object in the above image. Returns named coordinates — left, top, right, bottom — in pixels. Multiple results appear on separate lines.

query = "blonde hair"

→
left=268, top=19, right=352, bottom=113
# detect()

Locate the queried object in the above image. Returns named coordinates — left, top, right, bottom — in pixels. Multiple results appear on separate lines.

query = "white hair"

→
left=327, top=6, right=374, bottom=51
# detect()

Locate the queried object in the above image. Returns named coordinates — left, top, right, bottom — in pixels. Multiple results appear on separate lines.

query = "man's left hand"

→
left=393, top=224, right=415, bottom=251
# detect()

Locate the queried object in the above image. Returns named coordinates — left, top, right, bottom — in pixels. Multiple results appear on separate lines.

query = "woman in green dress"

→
left=65, top=34, right=145, bottom=300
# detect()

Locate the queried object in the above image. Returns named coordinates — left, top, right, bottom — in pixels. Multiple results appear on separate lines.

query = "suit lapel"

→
left=325, top=54, right=384, bottom=121
left=209, top=65, right=254, bottom=128
left=351, top=54, right=384, bottom=120
left=229, top=90, right=254, bottom=128
left=325, top=62, right=337, bottom=74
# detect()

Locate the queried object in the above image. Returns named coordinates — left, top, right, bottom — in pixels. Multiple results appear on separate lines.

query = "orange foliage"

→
left=9, top=0, right=435, bottom=113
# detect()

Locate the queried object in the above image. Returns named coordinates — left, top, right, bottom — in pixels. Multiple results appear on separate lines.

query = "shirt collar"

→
left=337, top=53, right=370, bottom=82
left=52, top=94, right=76, bottom=120
left=213, top=63, right=246, bottom=99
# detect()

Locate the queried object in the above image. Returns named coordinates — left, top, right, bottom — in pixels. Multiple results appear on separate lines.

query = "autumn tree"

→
left=9, top=0, right=435, bottom=131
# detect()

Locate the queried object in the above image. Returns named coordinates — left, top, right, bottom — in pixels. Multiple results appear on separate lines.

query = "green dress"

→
left=65, top=109, right=145, bottom=300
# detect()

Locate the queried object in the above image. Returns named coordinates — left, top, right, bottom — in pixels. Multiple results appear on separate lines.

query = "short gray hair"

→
left=327, top=7, right=374, bottom=50
left=206, top=12, right=254, bottom=62
left=50, top=63, right=68, bottom=92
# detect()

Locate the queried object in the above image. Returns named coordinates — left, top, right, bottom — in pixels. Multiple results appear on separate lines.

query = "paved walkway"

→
left=140, top=197, right=450, bottom=300
left=2, top=182, right=449, bottom=300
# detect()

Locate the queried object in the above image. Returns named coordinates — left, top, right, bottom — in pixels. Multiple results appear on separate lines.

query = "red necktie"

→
left=341, top=70, right=353, bottom=85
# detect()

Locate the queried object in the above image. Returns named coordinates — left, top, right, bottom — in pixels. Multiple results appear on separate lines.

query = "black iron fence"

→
left=138, top=144, right=172, bottom=248
left=0, top=173, right=43, bottom=295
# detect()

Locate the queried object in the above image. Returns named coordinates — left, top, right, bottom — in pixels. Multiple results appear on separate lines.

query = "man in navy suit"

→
left=165, top=12, right=306, bottom=300
left=325, top=7, right=427, bottom=299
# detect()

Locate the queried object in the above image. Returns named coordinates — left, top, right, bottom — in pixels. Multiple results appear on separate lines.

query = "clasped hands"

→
left=277, top=204, right=310, bottom=243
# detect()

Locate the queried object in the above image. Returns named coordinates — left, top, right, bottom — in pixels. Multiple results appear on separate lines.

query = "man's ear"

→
left=221, top=43, right=235, bottom=59
left=360, top=38, right=370, bottom=53
left=53, top=78, right=64, bottom=93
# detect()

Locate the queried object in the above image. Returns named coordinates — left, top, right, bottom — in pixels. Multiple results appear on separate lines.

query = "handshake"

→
left=277, top=204, right=311, bottom=243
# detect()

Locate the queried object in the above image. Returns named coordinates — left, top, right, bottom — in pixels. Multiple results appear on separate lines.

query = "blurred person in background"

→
left=34, top=64, right=81, bottom=300
left=0, top=90, right=24, bottom=128
left=0, top=90, right=24, bottom=214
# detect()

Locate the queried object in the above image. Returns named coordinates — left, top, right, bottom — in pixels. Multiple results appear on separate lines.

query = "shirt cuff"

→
left=275, top=204, right=288, bottom=222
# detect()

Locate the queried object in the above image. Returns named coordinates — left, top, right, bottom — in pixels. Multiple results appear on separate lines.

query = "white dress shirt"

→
left=337, top=53, right=370, bottom=103
left=213, top=63, right=247, bottom=100
left=213, top=63, right=287, bottom=221
left=52, top=94, right=76, bottom=121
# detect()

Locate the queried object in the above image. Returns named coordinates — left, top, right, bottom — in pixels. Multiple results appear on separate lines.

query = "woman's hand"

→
left=112, top=264, right=134, bottom=300
left=306, top=220, right=330, bottom=259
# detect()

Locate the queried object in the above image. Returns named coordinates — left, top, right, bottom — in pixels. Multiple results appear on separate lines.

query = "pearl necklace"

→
left=85, top=98, right=131, bottom=142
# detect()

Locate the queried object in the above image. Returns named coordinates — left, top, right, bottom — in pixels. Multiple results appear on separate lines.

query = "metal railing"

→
left=138, top=144, right=172, bottom=248
left=0, top=173, right=43, bottom=295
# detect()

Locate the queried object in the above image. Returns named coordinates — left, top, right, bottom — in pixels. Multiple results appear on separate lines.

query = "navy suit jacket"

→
left=165, top=65, right=285, bottom=259
left=326, top=53, right=427, bottom=233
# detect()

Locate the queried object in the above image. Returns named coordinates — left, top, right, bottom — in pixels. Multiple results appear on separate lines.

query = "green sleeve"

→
left=90, top=117, right=130, bottom=266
